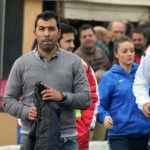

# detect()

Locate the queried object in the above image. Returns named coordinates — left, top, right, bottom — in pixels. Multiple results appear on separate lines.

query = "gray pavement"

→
left=0, top=141, right=109, bottom=150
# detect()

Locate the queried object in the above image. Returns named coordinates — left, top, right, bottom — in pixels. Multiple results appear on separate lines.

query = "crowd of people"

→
left=2, top=10, right=150, bottom=150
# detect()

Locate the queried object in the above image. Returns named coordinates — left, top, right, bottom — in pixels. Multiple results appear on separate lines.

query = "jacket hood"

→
left=111, top=63, right=139, bottom=76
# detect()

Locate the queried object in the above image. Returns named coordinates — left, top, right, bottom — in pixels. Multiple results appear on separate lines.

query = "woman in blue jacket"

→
left=97, top=35, right=150, bottom=150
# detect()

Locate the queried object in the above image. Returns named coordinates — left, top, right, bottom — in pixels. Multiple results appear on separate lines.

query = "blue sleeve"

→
left=97, top=72, right=113, bottom=123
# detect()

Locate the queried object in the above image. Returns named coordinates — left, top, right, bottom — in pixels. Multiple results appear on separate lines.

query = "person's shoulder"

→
left=15, top=51, right=33, bottom=63
left=60, top=49, right=81, bottom=60
left=74, top=47, right=82, bottom=54
left=144, top=53, right=150, bottom=62
left=96, top=46, right=107, bottom=56
left=100, top=70, right=116, bottom=87
left=101, top=67, right=116, bottom=81
left=96, top=46, right=103, bottom=51
left=132, top=62, right=139, bottom=68
left=102, top=69, right=112, bottom=77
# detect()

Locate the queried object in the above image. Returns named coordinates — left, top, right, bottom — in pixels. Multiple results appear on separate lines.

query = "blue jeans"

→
left=60, top=137, right=78, bottom=150
left=20, top=134, right=78, bottom=150
left=17, top=127, right=21, bottom=144
left=20, top=134, right=28, bottom=150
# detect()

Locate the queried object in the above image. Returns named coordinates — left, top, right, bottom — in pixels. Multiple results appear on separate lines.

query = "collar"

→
left=34, top=45, right=60, bottom=63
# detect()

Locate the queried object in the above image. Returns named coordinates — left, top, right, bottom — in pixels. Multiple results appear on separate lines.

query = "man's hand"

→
left=143, top=103, right=150, bottom=119
left=28, top=106, right=38, bottom=121
left=104, top=116, right=113, bottom=129
left=40, top=82, right=63, bottom=101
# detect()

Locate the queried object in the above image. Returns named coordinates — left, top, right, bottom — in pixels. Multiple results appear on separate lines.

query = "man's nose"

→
left=44, top=29, right=49, bottom=36
left=70, top=42, right=75, bottom=49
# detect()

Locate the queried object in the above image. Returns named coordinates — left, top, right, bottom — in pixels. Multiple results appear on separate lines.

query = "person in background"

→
left=107, top=21, right=126, bottom=64
left=58, top=23, right=99, bottom=150
left=93, top=25, right=111, bottom=141
left=3, top=11, right=91, bottom=150
left=131, top=28, right=148, bottom=64
left=137, top=20, right=150, bottom=27
left=133, top=52, right=150, bottom=118
left=133, top=41, right=150, bottom=150
left=74, top=24, right=110, bottom=83
left=97, top=35, right=150, bottom=150
left=121, top=19, right=134, bottom=38
left=94, top=26, right=110, bottom=59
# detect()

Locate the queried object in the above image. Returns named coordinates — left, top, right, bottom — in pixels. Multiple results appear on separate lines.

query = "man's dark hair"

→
left=131, top=28, right=147, bottom=38
left=34, top=10, right=60, bottom=30
left=58, top=23, right=77, bottom=42
left=78, top=24, right=95, bottom=37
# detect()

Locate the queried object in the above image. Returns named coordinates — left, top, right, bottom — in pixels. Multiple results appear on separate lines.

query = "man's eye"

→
left=39, top=28, right=44, bottom=30
left=48, top=27, right=55, bottom=31
left=67, top=40, right=72, bottom=43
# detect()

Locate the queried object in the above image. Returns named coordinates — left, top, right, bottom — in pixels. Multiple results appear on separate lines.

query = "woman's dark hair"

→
left=34, top=10, right=60, bottom=30
left=113, top=35, right=133, bottom=64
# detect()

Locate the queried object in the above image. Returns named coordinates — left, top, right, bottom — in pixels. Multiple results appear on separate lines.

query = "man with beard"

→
left=3, top=11, right=91, bottom=150
left=131, top=28, right=148, bottom=64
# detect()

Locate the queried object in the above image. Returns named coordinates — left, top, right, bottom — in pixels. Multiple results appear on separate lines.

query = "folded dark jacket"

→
left=21, top=82, right=61, bottom=150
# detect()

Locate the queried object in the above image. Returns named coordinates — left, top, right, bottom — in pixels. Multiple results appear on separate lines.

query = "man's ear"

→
left=58, top=29, right=61, bottom=39
left=33, top=30, right=36, bottom=39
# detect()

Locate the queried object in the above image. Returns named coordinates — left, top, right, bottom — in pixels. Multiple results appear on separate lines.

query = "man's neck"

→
left=37, top=45, right=58, bottom=60
left=81, top=45, right=96, bottom=54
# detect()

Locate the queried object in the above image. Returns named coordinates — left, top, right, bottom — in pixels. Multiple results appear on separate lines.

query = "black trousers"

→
left=108, top=135, right=149, bottom=150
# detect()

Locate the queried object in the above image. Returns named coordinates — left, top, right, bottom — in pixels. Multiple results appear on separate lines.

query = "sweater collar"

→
left=33, top=45, right=60, bottom=63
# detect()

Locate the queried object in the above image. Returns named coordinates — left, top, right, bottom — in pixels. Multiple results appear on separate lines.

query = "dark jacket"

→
left=21, top=82, right=61, bottom=150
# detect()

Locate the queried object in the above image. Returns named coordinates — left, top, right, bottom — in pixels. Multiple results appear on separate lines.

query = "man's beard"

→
left=135, top=48, right=144, bottom=56
left=40, top=43, right=55, bottom=52
left=39, top=38, right=56, bottom=52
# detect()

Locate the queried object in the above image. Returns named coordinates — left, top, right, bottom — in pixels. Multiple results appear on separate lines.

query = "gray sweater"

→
left=3, top=47, right=91, bottom=138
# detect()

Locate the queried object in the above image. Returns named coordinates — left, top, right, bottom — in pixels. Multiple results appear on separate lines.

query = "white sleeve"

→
left=133, top=54, right=150, bottom=110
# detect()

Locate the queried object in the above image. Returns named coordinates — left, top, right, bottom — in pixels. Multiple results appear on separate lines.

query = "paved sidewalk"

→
left=0, top=145, right=20, bottom=150
left=89, top=141, right=109, bottom=150
left=0, top=141, right=109, bottom=150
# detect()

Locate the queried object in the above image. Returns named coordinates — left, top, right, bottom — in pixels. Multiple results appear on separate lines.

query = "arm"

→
left=3, top=60, right=31, bottom=120
left=62, top=58, right=91, bottom=110
left=97, top=72, right=113, bottom=125
left=133, top=54, right=150, bottom=111
left=80, top=64, right=100, bottom=130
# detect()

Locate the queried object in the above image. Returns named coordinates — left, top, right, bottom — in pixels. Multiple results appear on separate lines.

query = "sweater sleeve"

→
left=133, top=54, right=150, bottom=111
left=61, top=57, right=91, bottom=110
left=3, top=59, right=30, bottom=120
left=97, top=72, right=113, bottom=123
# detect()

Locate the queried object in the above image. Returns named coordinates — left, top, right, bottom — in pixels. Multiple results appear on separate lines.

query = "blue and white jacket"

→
left=97, top=63, right=150, bottom=138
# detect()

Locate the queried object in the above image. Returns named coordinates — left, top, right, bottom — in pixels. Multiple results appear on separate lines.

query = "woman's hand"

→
left=104, top=116, right=113, bottom=129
